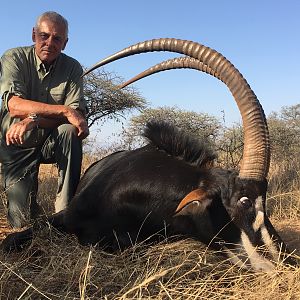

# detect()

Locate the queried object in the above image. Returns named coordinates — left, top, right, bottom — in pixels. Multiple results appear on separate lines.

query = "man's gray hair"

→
left=35, top=11, right=69, bottom=37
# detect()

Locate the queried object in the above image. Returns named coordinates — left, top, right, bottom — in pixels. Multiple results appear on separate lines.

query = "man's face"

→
left=32, top=19, right=68, bottom=65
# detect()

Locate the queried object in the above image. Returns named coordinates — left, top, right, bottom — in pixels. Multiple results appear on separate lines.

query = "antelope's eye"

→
left=239, top=197, right=252, bottom=209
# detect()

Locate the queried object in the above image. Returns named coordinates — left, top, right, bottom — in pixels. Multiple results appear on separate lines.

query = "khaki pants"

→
left=0, top=124, right=82, bottom=228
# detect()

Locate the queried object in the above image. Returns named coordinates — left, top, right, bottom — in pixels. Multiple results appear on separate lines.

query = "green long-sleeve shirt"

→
left=0, top=45, right=86, bottom=148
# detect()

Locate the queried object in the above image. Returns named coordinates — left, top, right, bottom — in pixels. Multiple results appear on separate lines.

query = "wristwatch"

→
left=28, top=113, right=39, bottom=128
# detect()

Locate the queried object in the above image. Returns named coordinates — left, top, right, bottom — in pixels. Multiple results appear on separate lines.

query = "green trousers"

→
left=0, top=124, right=82, bottom=228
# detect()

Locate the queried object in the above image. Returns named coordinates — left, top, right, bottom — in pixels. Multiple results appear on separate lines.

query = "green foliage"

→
left=121, top=106, right=221, bottom=149
left=266, top=104, right=300, bottom=195
left=119, top=104, right=300, bottom=174
left=83, top=68, right=147, bottom=128
left=216, top=124, right=244, bottom=169
left=268, top=104, right=300, bottom=162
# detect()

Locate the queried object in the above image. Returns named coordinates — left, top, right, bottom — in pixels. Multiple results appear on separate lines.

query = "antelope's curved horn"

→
left=84, top=38, right=270, bottom=180
left=118, top=56, right=220, bottom=88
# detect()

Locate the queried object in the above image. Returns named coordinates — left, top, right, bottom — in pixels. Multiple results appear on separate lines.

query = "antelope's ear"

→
left=174, top=189, right=212, bottom=216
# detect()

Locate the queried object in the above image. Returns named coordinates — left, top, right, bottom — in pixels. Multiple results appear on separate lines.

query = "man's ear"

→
left=62, top=38, right=68, bottom=50
left=32, top=27, right=36, bottom=43
left=174, top=189, right=212, bottom=216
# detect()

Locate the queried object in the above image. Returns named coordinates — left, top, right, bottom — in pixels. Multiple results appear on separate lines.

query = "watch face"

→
left=28, top=113, right=38, bottom=120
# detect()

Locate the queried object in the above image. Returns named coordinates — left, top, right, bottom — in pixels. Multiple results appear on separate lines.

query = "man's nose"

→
left=45, top=36, right=55, bottom=46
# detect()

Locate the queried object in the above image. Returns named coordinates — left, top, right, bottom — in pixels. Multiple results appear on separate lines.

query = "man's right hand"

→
left=64, top=107, right=89, bottom=139
left=6, top=118, right=38, bottom=145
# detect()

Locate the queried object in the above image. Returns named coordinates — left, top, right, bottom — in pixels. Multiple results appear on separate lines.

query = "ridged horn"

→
left=118, top=56, right=220, bottom=88
left=84, top=38, right=270, bottom=180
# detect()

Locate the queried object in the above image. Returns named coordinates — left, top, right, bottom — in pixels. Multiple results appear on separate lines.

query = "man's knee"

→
left=56, top=124, right=82, bottom=151
left=57, top=124, right=79, bottom=139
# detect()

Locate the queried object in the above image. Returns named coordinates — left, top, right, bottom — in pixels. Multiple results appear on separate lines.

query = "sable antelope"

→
left=1, top=38, right=296, bottom=271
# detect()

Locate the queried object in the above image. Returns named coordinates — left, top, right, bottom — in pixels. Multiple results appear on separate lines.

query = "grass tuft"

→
left=0, top=158, right=299, bottom=299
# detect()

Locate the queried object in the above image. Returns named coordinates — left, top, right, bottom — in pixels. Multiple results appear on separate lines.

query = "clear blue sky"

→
left=1, top=1, right=300, bottom=139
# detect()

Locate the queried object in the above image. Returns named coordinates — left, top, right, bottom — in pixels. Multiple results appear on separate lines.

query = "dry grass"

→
left=0, top=229, right=299, bottom=300
left=0, top=159, right=299, bottom=299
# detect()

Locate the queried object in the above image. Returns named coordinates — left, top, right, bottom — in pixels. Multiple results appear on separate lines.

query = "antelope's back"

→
left=63, top=121, right=217, bottom=243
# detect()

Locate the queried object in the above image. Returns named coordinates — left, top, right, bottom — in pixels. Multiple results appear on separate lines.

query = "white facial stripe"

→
left=224, top=248, right=249, bottom=269
left=252, top=196, right=264, bottom=232
left=241, top=231, right=275, bottom=272
left=229, top=196, right=281, bottom=271
left=251, top=196, right=280, bottom=260
left=253, top=211, right=264, bottom=232
left=260, top=225, right=280, bottom=261
left=255, top=196, right=264, bottom=212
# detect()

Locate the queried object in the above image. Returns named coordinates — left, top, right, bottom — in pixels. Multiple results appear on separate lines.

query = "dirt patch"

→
left=275, top=220, right=300, bottom=256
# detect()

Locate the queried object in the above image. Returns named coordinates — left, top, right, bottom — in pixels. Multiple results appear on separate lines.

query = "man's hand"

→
left=64, top=107, right=89, bottom=139
left=7, top=97, right=90, bottom=140
left=6, top=118, right=37, bottom=145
